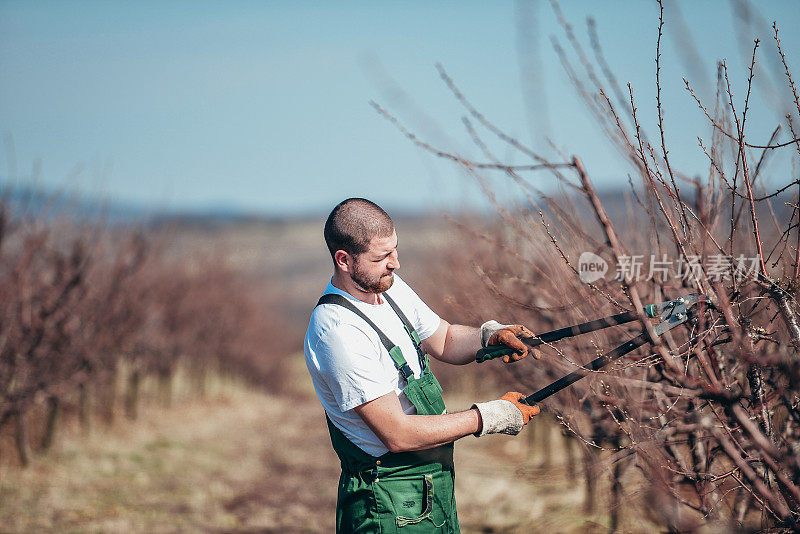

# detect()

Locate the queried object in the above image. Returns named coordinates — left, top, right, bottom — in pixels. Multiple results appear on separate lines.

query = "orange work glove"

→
left=471, top=391, right=540, bottom=436
left=481, top=320, right=542, bottom=363
left=499, top=392, right=540, bottom=423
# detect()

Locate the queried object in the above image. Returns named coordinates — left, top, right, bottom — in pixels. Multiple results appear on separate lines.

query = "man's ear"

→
left=334, top=250, right=351, bottom=272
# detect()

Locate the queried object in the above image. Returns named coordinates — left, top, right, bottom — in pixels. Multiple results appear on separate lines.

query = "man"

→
left=304, top=198, right=539, bottom=533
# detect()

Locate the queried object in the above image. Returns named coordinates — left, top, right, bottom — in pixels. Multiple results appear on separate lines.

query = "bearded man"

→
left=304, top=198, right=539, bottom=533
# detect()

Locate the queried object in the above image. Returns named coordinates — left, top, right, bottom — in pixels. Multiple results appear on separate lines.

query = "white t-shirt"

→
left=304, top=273, right=442, bottom=457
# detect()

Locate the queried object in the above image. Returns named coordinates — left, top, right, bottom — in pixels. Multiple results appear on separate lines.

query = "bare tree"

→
left=376, top=1, right=800, bottom=530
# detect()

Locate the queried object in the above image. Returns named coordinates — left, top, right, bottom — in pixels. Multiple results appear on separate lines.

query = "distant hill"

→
left=2, top=184, right=274, bottom=228
left=2, top=182, right=792, bottom=230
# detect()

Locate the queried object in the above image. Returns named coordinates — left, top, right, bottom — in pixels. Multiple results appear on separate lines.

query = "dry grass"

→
left=0, top=363, right=338, bottom=533
left=0, top=355, right=657, bottom=533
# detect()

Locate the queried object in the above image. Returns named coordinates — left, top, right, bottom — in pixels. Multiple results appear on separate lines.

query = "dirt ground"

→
left=0, top=354, right=648, bottom=534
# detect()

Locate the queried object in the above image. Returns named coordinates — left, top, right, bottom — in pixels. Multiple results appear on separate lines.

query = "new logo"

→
left=578, top=252, right=608, bottom=283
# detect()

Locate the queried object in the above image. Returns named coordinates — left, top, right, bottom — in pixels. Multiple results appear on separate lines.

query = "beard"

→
left=351, top=265, right=394, bottom=294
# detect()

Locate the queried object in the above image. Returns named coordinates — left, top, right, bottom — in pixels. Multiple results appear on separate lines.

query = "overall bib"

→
left=316, top=293, right=460, bottom=533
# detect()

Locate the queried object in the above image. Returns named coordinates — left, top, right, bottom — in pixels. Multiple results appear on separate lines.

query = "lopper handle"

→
left=475, top=306, right=654, bottom=364
left=476, top=345, right=517, bottom=363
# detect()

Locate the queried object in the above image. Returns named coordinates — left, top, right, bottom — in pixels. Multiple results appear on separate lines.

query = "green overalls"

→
left=317, top=292, right=461, bottom=533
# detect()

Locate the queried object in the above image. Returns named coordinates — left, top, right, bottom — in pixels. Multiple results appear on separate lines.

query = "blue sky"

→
left=1, top=1, right=798, bottom=216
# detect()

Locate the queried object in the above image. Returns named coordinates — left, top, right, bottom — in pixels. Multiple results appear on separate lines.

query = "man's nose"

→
left=387, top=251, right=400, bottom=270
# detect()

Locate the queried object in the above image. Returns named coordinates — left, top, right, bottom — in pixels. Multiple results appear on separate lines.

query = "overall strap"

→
left=316, top=293, right=414, bottom=380
left=383, top=293, right=426, bottom=362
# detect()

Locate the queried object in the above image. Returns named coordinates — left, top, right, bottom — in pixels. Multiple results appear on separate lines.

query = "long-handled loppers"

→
left=476, top=294, right=708, bottom=405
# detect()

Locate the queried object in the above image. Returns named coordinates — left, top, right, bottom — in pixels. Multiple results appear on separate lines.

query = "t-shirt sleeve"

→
left=393, top=276, right=441, bottom=341
left=313, top=323, right=397, bottom=412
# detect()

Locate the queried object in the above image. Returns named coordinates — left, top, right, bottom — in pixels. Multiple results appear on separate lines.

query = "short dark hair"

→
left=324, top=198, right=394, bottom=260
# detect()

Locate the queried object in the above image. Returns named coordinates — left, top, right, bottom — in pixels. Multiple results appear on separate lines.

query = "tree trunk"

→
left=102, top=367, right=118, bottom=425
left=609, top=452, right=623, bottom=532
left=733, top=488, right=751, bottom=529
left=563, top=430, right=577, bottom=481
left=125, top=367, right=141, bottom=420
left=583, top=447, right=597, bottom=514
left=40, top=395, right=60, bottom=451
left=78, top=381, right=91, bottom=436
left=158, top=368, right=173, bottom=408
left=15, top=406, right=30, bottom=467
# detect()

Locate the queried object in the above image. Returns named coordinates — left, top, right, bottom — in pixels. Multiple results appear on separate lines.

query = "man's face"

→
left=349, top=230, right=399, bottom=294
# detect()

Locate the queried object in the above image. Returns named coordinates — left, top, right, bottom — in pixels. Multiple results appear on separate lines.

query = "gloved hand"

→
left=472, top=392, right=540, bottom=437
left=480, top=320, right=541, bottom=363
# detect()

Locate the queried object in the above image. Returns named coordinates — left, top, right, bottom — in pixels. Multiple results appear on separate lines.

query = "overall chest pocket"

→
left=403, top=370, right=446, bottom=416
